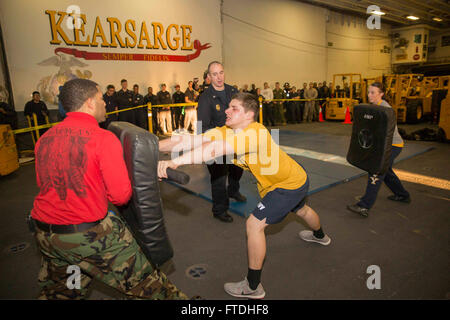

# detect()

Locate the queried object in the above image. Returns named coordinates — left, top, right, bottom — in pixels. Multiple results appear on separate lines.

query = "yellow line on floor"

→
left=393, top=169, right=450, bottom=191
left=278, top=146, right=449, bottom=191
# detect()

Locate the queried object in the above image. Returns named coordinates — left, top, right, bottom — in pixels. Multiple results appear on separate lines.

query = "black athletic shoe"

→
left=347, top=204, right=369, bottom=217
left=387, top=195, right=411, bottom=203
left=229, top=192, right=247, bottom=202
left=213, top=212, right=233, bottom=223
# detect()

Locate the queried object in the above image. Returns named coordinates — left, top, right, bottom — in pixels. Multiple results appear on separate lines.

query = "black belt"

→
left=33, top=218, right=103, bottom=234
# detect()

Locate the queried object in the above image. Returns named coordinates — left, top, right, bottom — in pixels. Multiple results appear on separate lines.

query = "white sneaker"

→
left=299, top=230, right=331, bottom=246
left=224, top=277, right=266, bottom=299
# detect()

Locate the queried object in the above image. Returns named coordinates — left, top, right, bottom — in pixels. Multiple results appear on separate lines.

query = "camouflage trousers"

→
left=34, top=211, right=188, bottom=300
left=273, top=102, right=286, bottom=124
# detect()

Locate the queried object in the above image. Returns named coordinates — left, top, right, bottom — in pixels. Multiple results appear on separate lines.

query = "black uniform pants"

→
left=172, top=107, right=182, bottom=130
left=358, top=146, right=410, bottom=209
left=135, top=107, right=148, bottom=130
left=151, top=109, right=160, bottom=134
left=299, top=102, right=305, bottom=122
left=263, top=102, right=275, bottom=126
left=118, top=106, right=135, bottom=125
left=206, top=161, right=243, bottom=215
left=287, top=102, right=301, bottom=123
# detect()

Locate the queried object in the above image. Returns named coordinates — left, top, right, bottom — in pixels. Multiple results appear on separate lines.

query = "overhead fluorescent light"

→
left=432, top=17, right=443, bottom=22
left=407, top=15, right=420, bottom=20
left=370, top=10, right=385, bottom=16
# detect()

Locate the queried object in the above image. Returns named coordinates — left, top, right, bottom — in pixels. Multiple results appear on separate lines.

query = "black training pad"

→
left=347, top=104, right=396, bottom=175
left=108, top=121, right=173, bottom=267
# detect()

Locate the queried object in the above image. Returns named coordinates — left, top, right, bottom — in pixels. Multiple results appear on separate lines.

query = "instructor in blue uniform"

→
left=196, top=61, right=246, bottom=223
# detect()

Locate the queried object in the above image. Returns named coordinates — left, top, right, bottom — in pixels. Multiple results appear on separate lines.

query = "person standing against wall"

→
left=313, top=82, right=320, bottom=121
left=184, top=81, right=197, bottom=134
left=197, top=61, right=246, bottom=223
left=299, top=83, right=307, bottom=123
left=157, top=84, right=173, bottom=135
left=144, top=87, right=159, bottom=134
left=24, top=91, right=50, bottom=138
left=304, top=83, right=317, bottom=123
left=194, top=82, right=202, bottom=102
left=273, top=82, right=286, bottom=125
left=283, top=83, right=291, bottom=123
left=172, top=84, right=185, bottom=132
left=100, top=84, right=118, bottom=130
left=321, top=81, right=330, bottom=120
left=316, top=83, right=324, bottom=122
left=287, top=86, right=300, bottom=123
left=116, top=79, right=134, bottom=125
left=132, top=84, right=145, bottom=129
left=199, top=71, right=211, bottom=95
left=261, top=82, right=274, bottom=127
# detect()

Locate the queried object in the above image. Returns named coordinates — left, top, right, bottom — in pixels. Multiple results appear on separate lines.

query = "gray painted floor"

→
left=0, top=121, right=448, bottom=300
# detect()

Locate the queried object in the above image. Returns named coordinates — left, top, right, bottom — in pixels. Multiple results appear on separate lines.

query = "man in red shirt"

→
left=31, top=78, right=187, bottom=300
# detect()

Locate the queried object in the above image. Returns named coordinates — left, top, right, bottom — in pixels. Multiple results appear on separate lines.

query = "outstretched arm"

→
left=159, top=134, right=206, bottom=153
left=158, top=139, right=235, bottom=179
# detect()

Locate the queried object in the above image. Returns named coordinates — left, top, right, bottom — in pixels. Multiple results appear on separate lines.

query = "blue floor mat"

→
left=167, top=130, right=433, bottom=217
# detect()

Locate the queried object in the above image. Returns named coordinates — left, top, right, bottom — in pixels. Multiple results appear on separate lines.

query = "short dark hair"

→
left=59, top=78, right=99, bottom=113
left=231, top=92, right=259, bottom=121
left=32, top=91, right=40, bottom=95
left=106, top=84, right=115, bottom=90
left=207, top=61, right=223, bottom=74
left=370, top=81, right=385, bottom=94
left=121, top=79, right=127, bottom=83
left=133, top=84, right=139, bottom=88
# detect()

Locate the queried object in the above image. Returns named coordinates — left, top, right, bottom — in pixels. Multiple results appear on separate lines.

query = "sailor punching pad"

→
left=108, top=121, right=173, bottom=267
left=346, top=104, right=396, bottom=175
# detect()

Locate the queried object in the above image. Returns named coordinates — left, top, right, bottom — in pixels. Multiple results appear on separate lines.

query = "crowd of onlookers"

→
left=0, top=77, right=356, bottom=138
left=95, top=77, right=207, bottom=135
left=89, top=79, right=337, bottom=134
left=255, top=81, right=332, bottom=126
